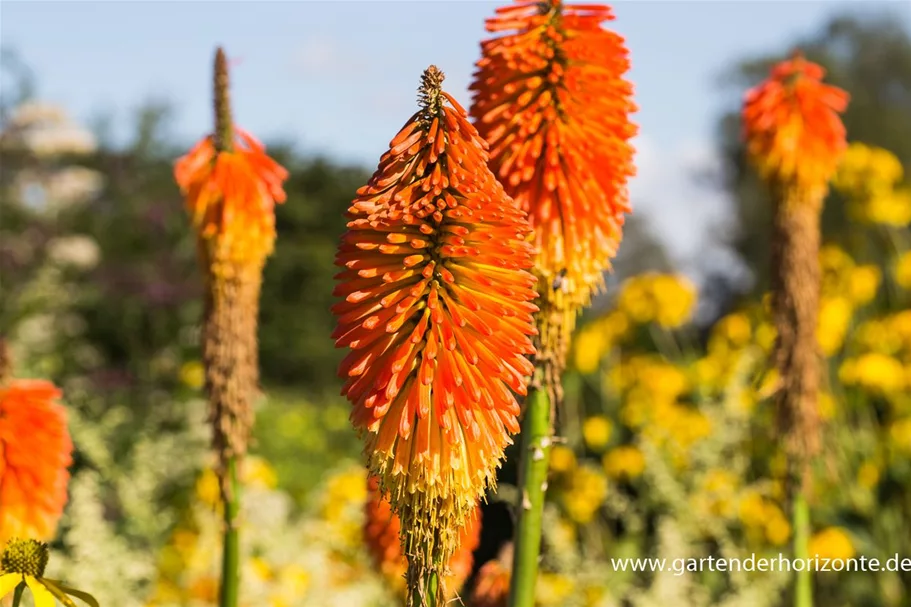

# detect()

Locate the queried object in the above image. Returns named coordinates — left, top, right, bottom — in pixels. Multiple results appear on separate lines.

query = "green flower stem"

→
left=794, top=492, right=812, bottom=607
left=11, top=582, right=25, bottom=607
left=509, top=387, right=553, bottom=607
left=220, top=456, right=241, bottom=607
left=410, top=570, right=439, bottom=607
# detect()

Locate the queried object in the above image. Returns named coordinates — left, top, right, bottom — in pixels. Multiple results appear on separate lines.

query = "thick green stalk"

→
left=794, top=492, right=812, bottom=607
left=508, top=387, right=552, bottom=607
left=11, top=583, right=24, bottom=607
left=220, top=456, right=240, bottom=607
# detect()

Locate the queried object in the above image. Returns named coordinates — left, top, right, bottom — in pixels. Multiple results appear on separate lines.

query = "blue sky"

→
left=3, top=0, right=909, bottom=274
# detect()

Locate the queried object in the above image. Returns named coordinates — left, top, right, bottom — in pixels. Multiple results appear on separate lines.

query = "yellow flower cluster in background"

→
left=834, top=143, right=911, bottom=227
left=616, top=273, right=697, bottom=328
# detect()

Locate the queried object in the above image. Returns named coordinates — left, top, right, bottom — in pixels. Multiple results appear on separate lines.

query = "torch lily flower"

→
left=742, top=52, right=849, bottom=204
left=333, top=65, right=538, bottom=605
left=470, top=0, right=637, bottom=377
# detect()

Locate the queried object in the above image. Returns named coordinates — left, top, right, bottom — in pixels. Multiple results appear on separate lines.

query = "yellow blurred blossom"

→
left=857, top=461, right=881, bottom=489
left=896, top=251, right=911, bottom=290
left=536, top=573, right=575, bottom=606
left=765, top=512, right=792, bottom=546
left=698, top=469, right=739, bottom=518
left=840, top=353, right=906, bottom=394
left=834, top=143, right=903, bottom=196
left=573, top=311, right=630, bottom=374
left=616, top=273, right=696, bottom=328
left=854, top=319, right=902, bottom=355
left=652, top=274, right=698, bottom=328
left=889, top=418, right=911, bottom=453
left=852, top=188, right=911, bottom=227
left=242, top=456, right=279, bottom=489
left=550, top=445, right=577, bottom=474
left=196, top=467, right=221, bottom=508
left=808, top=527, right=856, bottom=561
left=712, top=313, right=752, bottom=351
left=559, top=464, right=608, bottom=524
left=818, top=392, right=836, bottom=420
left=847, top=265, right=881, bottom=305
left=602, top=446, right=646, bottom=480
left=582, top=416, right=613, bottom=452
left=817, top=297, right=853, bottom=356
left=755, top=321, right=777, bottom=352
left=179, top=360, right=205, bottom=390
left=820, top=245, right=855, bottom=295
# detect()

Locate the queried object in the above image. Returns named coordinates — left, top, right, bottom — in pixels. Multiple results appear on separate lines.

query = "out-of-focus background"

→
left=1, top=1, right=911, bottom=606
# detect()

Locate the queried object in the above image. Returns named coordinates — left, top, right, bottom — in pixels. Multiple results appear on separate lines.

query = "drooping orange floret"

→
left=333, top=66, right=537, bottom=604
left=174, top=127, right=288, bottom=264
left=742, top=52, right=849, bottom=201
left=470, top=1, right=638, bottom=319
left=0, top=380, right=73, bottom=545
left=364, top=475, right=480, bottom=596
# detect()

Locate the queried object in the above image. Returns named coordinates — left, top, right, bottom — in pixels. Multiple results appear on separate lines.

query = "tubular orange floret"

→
left=333, top=65, right=538, bottom=606
left=742, top=51, right=849, bottom=203
left=364, top=475, right=480, bottom=597
left=470, top=0, right=637, bottom=371
left=0, top=379, right=73, bottom=545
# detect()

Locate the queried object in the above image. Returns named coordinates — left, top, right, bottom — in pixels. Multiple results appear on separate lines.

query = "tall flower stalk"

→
left=742, top=51, right=849, bottom=607
left=333, top=65, right=538, bottom=606
left=173, top=47, right=288, bottom=607
left=470, top=3, right=636, bottom=604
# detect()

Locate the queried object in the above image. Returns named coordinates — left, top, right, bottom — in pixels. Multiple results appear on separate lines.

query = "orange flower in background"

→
left=470, top=0, right=637, bottom=365
left=363, top=476, right=480, bottom=596
left=0, top=379, right=73, bottom=545
left=470, top=546, right=512, bottom=607
left=175, top=128, right=288, bottom=264
left=333, top=65, right=537, bottom=604
left=742, top=52, right=849, bottom=201
left=173, top=48, right=289, bottom=497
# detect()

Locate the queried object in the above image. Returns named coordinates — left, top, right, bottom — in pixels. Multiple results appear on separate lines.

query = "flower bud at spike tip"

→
left=332, top=65, right=539, bottom=606
left=469, top=1, right=637, bottom=396
left=213, top=47, right=234, bottom=153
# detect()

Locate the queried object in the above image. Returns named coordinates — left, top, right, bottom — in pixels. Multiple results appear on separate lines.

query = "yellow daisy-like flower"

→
left=0, top=538, right=99, bottom=607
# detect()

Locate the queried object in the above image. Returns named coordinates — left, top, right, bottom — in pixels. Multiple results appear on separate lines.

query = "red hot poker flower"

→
left=0, top=379, right=73, bottom=545
left=742, top=52, right=849, bottom=203
left=470, top=0, right=638, bottom=367
left=173, top=48, right=289, bottom=497
left=333, top=66, right=538, bottom=605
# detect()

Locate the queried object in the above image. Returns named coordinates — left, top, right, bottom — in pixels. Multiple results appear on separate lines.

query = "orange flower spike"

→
left=363, top=476, right=480, bottom=597
left=334, top=66, right=537, bottom=605
left=174, top=49, right=289, bottom=267
left=742, top=52, right=849, bottom=202
left=173, top=48, right=289, bottom=498
left=470, top=1, right=637, bottom=346
left=0, top=378, right=73, bottom=545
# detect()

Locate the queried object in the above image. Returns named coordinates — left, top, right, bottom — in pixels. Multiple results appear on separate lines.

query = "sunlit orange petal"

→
left=0, top=380, right=73, bottom=544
